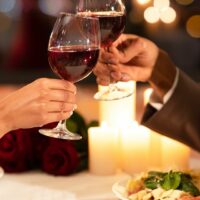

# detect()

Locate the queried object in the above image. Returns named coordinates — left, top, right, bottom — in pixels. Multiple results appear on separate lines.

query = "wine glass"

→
left=39, top=13, right=100, bottom=140
left=77, top=0, right=133, bottom=101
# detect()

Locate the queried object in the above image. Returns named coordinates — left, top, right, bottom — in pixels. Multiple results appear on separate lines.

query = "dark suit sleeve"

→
left=141, top=70, right=200, bottom=152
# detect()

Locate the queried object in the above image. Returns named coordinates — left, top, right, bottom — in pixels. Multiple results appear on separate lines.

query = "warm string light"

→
left=144, top=7, right=160, bottom=23
left=144, top=0, right=176, bottom=24
left=160, top=7, right=176, bottom=23
left=130, top=0, right=151, bottom=24
left=186, top=15, right=200, bottom=38
left=136, top=0, right=151, bottom=5
left=175, top=0, right=193, bottom=6
left=153, top=0, right=170, bottom=10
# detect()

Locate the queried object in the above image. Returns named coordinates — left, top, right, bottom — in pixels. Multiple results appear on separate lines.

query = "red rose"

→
left=41, top=139, right=79, bottom=175
left=29, top=127, right=50, bottom=165
left=0, top=129, right=33, bottom=172
left=30, top=123, right=60, bottom=165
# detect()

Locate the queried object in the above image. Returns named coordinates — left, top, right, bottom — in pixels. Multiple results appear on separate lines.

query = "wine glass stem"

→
left=109, top=82, right=118, bottom=93
left=105, top=45, right=118, bottom=94
left=56, top=120, right=66, bottom=130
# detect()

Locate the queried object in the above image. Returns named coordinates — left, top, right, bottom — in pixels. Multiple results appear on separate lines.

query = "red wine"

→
left=78, top=12, right=126, bottom=47
left=48, top=46, right=99, bottom=82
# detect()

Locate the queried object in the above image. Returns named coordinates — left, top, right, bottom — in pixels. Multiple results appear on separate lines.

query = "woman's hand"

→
left=0, top=78, right=77, bottom=136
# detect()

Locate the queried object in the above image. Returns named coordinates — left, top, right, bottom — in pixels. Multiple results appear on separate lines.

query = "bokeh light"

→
left=175, top=0, right=193, bottom=6
left=144, top=7, right=160, bottom=23
left=136, top=0, right=151, bottom=5
left=186, top=15, right=200, bottom=38
left=0, top=0, right=16, bottom=13
left=38, top=0, right=65, bottom=16
left=160, top=7, right=176, bottom=23
left=153, top=0, right=170, bottom=10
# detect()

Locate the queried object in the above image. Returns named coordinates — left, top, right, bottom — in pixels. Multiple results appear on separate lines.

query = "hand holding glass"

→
left=77, top=0, right=133, bottom=101
left=39, top=13, right=100, bottom=140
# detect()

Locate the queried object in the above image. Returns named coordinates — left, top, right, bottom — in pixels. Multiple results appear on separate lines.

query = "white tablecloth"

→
left=0, top=158, right=200, bottom=200
left=0, top=170, right=129, bottom=200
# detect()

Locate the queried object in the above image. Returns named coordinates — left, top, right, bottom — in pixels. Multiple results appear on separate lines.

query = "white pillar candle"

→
left=88, top=125, right=119, bottom=175
left=120, top=122, right=150, bottom=174
left=149, top=132, right=162, bottom=168
left=99, top=81, right=136, bottom=127
left=144, top=88, right=162, bottom=168
left=161, top=136, right=190, bottom=170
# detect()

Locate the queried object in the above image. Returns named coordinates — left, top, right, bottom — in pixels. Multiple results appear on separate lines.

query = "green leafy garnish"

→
left=160, top=171, right=181, bottom=190
left=144, top=171, right=166, bottom=189
left=144, top=176, right=160, bottom=189
left=144, top=170, right=200, bottom=196
left=179, top=174, right=200, bottom=196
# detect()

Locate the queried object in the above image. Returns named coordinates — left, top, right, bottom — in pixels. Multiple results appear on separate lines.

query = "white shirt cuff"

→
left=149, top=68, right=179, bottom=111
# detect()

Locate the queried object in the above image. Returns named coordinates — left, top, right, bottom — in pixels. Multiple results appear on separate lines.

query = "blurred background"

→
left=0, top=0, right=199, bottom=84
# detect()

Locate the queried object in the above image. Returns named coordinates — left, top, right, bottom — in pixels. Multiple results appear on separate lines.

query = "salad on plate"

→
left=112, top=170, right=200, bottom=200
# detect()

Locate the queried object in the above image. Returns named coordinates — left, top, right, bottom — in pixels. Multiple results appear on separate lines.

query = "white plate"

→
left=112, top=179, right=129, bottom=200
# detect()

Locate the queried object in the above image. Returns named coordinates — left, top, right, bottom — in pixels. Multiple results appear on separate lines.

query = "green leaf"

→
left=144, top=171, right=166, bottom=190
left=144, top=176, right=160, bottom=189
left=66, top=120, right=78, bottom=133
left=144, top=171, right=200, bottom=196
left=148, top=171, right=166, bottom=178
left=66, top=111, right=88, bottom=153
left=161, top=171, right=181, bottom=190
left=68, top=111, right=87, bottom=135
left=179, top=175, right=200, bottom=196
left=87, top=120, right=99, bottom=129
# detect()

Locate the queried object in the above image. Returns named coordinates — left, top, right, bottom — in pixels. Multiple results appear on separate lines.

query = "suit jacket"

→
left=142, top=70, right=200, bottom=152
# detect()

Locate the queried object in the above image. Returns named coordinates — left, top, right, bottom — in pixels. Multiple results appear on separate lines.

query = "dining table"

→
left=0, top=157, right=199, bottom=200
left=0, top=84, right=200, bottom=200
left=0, top=169, right=127, bottom=200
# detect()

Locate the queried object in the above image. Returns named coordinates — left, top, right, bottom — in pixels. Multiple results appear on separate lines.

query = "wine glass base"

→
left=94, top=89, right=133, bottom=101
left=39, top=128, right=82, bottom=140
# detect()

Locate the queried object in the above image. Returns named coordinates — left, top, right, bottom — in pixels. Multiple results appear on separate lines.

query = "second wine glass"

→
left=39, top=13, right=100, bottom=140
left=77, top=0, right=133, bottom=101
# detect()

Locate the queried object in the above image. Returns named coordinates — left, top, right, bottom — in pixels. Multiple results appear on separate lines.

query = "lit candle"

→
left=143, top=88, right=190, bottom=170
left=144, top=88, right=162, bottom=168
left=161, top=136, right=190, bottom=170
left=120, top=122, right=150, bottom=174
left=88, top=125, right=119, bottom=175
left=99, top=81, right=136, bottom=127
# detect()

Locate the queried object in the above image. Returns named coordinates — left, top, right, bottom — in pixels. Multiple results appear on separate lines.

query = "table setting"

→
left=0, top=0, right=200, bottom=199
left=0, top=79, right=200, bottom=200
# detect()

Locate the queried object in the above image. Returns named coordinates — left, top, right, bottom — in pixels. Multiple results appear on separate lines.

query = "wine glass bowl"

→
left=77, top=0, right=126, bottom=48
left=39, top=13, right=100, bottom=140
left=48, top=13, right=100, bottom=83
left=48, top=45, right=99, bottom=83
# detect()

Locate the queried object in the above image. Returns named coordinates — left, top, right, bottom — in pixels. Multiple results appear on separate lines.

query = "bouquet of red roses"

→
left=0, top=112, right=97, bottom=175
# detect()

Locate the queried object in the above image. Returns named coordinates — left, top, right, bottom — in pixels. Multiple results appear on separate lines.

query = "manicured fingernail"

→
left=69, top=111, right=73, bottom=116
left=111, top=72, right=115, bottom=77
left=111, top=72, right=121, bottom=79
left=73, top=104, right=77, bottom=110
left=121, top=74, right=131, bottom=81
